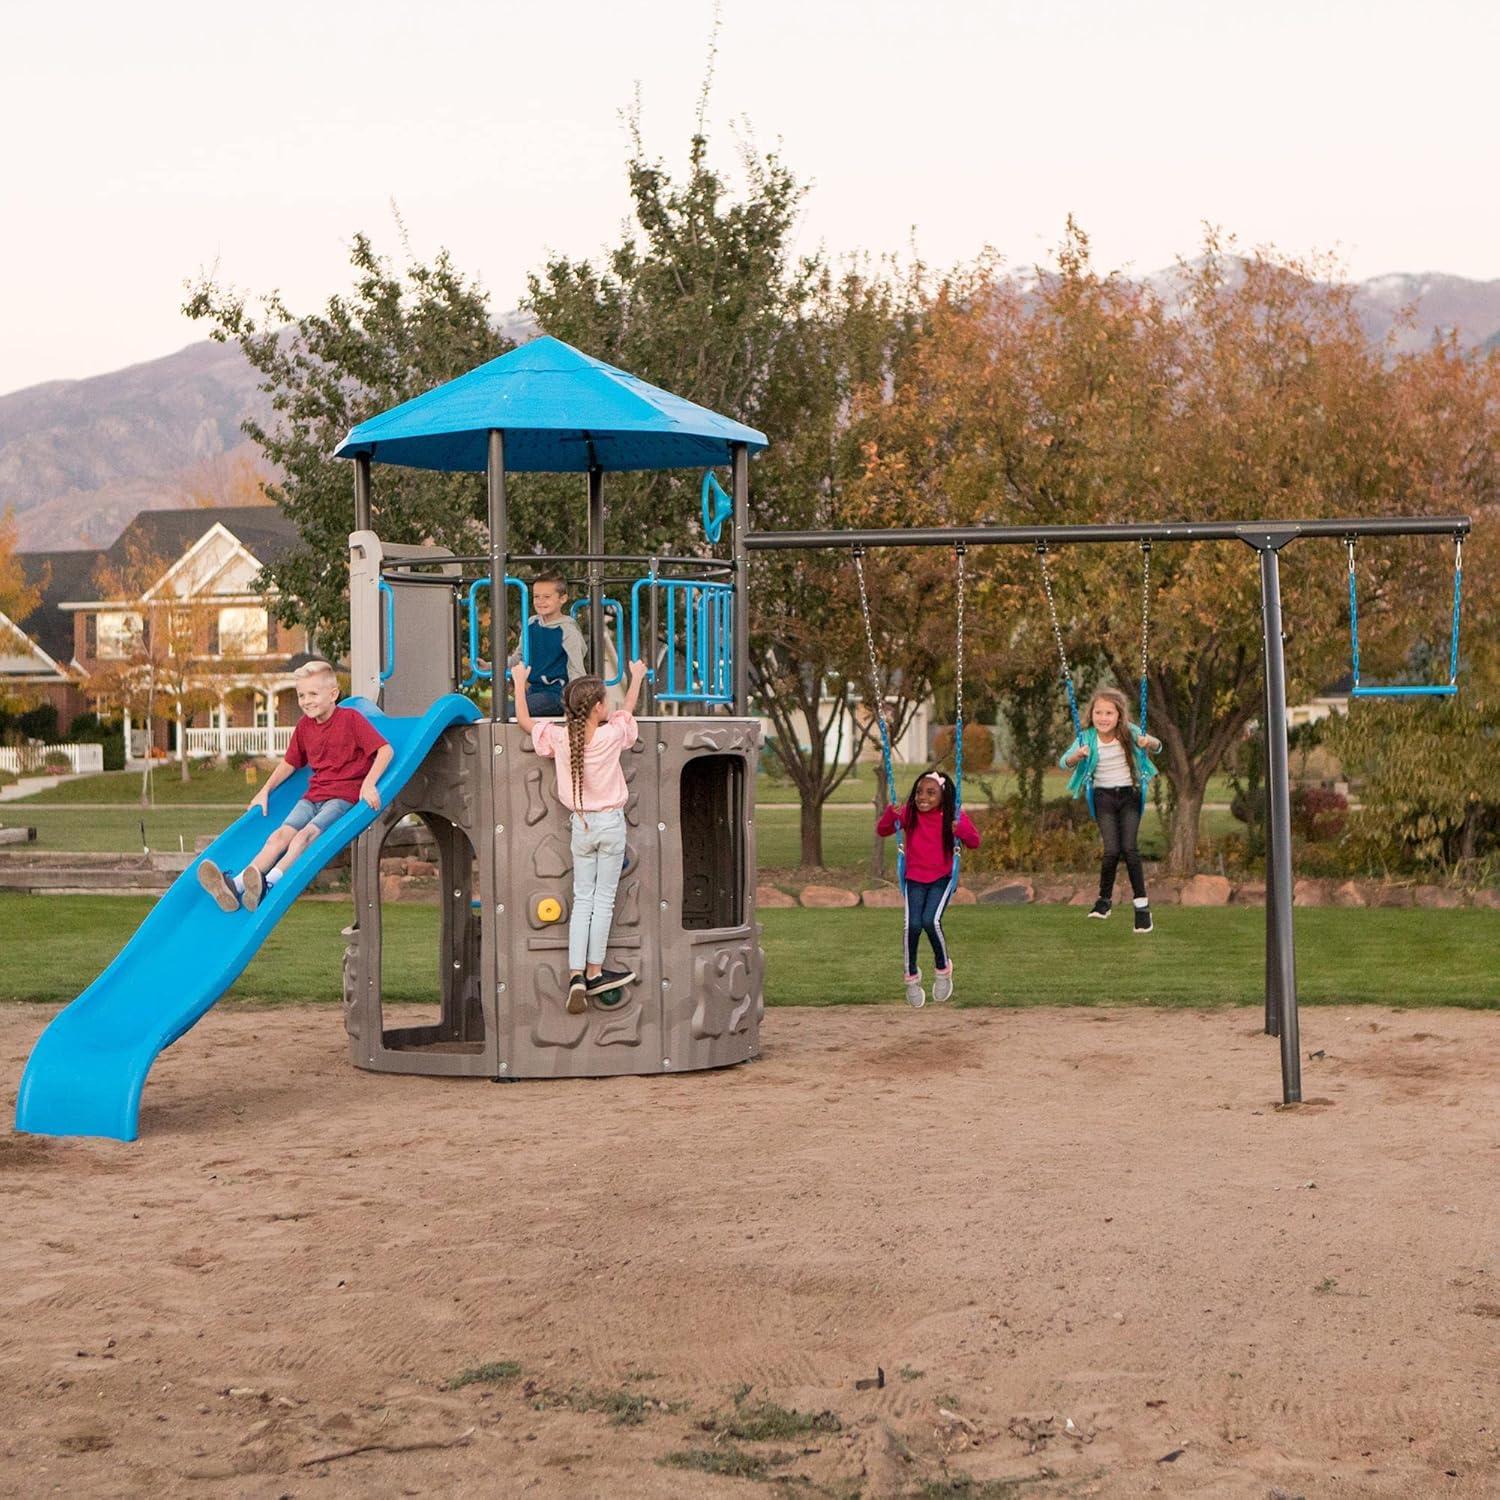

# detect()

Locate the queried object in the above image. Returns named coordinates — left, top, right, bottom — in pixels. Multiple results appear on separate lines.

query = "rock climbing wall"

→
left=493, top=715, right=764, bottom=1079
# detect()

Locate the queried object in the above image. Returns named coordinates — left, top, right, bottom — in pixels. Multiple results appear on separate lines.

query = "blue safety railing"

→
left=630, top=577, right=734, bottom=705
left=569, top=596, right=625, bottom=687
left=1347, top=536, right=1463, bottom=699
left=461, top=576, right=532, bottom=689
left=377, top=579, right=396, bottom=683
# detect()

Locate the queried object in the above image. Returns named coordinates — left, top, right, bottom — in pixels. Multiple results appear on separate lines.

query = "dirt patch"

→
left=2, top=1003, right=1498, bottom=1496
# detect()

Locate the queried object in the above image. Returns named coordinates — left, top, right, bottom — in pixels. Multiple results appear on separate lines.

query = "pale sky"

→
left=3, top=0, right=1497, bottom=395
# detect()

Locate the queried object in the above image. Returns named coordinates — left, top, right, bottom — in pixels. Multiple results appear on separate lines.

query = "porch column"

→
left=265, top=689, right=276, bottom=758
left=176, top=710, right=185, bottom=767
left=122, top=708, right=133, bottom=765
left=217, top=697, right=229, bottom=759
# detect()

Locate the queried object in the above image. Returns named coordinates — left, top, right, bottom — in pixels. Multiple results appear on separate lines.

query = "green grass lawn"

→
left=0, top=807, right=236, bottom=855
left=8, top=762, right=265, bottom=805
left=2, top=896, right=1493, bottom=1009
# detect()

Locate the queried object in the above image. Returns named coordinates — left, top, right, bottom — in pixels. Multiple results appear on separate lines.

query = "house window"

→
left=218, top=606, right=268, bottom=657
left=96, top=612, right=143, bottom=659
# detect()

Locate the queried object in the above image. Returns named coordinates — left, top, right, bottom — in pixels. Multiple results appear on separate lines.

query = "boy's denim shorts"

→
left=282, top=797, right=355, bottom=834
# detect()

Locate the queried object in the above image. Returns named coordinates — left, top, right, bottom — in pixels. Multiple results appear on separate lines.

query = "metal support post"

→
left=487, top=430, right=508, bottom=724
left=1262, top=641, right=1281, bottom=1038
left=353, top=454, right=372, bottom=533
left=731, top=442, right=750, bottom=715
left=1256, top=542, right=1301, bottom=1102
left=587, top=466, right=605, bottom=677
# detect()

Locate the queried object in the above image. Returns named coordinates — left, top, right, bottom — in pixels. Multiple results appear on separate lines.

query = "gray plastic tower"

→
left=341, top=532, right=764, bottom=1079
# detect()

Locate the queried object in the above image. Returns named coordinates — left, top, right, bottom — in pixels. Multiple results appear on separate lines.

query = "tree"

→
left=0, top=508, right=48, bottom=722
left=87, top=535, right=220, bottom=798
left=185, top=236, right=515, bottom=658
left=527, top=115, right=934, bottom=865
left=854, top=225, right=1498, bottom=873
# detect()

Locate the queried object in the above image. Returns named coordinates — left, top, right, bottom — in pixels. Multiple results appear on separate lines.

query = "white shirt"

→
left=1094, top=736, right=1134, bottom=789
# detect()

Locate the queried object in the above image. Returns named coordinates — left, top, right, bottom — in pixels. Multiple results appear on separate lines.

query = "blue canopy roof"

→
left=334, top=336, right=768, bottom=474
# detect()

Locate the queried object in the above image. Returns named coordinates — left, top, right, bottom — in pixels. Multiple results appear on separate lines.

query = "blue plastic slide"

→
left=14, top=694, right=480, bottom=1142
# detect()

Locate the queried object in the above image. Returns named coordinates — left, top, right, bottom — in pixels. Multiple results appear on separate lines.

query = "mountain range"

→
left=4, top=275, right=1498, bottom=551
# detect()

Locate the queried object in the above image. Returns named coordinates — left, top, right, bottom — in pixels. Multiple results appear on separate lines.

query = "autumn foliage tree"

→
left=854, top=225, right=1498, bottom=874
left=0, top=509, right=47, bottom=722
left=88, top=537, right=220, bottom=797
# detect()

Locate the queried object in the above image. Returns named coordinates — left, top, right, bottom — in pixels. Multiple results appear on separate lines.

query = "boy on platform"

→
left=510, top=570, right=587, bottom=717
left=198, top=660, right=391, bottom=912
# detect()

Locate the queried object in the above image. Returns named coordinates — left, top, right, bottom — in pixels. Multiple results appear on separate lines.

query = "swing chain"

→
left=852, top=549, right=899, bottom=803
left=953, top=544, right=966, bottom=807
left=1037, top=543, right=1081, bottom=734
left=1138, top=541, right=1152, bottom=732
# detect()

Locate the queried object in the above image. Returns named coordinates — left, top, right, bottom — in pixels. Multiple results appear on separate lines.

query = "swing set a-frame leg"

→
left=1255, top=539, right=1302, bottom=1105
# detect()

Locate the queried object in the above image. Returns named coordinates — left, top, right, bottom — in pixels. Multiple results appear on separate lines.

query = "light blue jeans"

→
left=569, top=808, right=627, bottom=970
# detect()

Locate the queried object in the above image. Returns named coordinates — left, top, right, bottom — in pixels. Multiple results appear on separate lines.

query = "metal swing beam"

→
left=743, top=512, right=1472, bottom=1106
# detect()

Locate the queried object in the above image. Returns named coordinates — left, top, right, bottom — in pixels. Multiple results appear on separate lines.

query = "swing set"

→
left=749, top=512, right=1473, bottom=1106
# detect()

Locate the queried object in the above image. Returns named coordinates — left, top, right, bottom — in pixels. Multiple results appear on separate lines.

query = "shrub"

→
left=931, top=722, right=996, bottom=775
left=1290, top=785, right=1348, bottom=843
left=227, top=750, right=260, bottom=771
left=17, top=704, right=59, bottom=742
left=42, top=752, right=73, bottom=774
left=965, top=794, right=1098, bottom=873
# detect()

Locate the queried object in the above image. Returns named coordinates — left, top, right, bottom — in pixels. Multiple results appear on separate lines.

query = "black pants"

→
left=1093, top=785, right=1147, bottom=901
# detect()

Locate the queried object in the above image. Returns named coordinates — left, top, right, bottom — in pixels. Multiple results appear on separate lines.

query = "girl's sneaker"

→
left=904, top=974, right=926, bottom=1009
left=586, top=967, right=637, bottom=999
left=241, top=865, right=264, bottom=912
left=1088, top=899, right=1112, bottom=920
left=932, top=968, right=954, bottom=1003
left=1134, top=906, right=1154, bottom=933
left=566, top=972, right=588, bottom=1014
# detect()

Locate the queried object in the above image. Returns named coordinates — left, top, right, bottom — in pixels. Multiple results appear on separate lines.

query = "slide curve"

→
left=14, top=694, right=481, bottom=1142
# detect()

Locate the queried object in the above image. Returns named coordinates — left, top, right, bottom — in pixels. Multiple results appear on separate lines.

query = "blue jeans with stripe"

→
left=903, top=873, right=956, bottom=977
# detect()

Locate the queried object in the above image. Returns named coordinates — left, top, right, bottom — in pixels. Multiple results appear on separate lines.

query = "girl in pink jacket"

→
left=876, top=769, right=981, bottom=1009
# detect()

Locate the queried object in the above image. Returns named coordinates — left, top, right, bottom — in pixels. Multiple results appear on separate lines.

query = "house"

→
left=11, top=506, right=314, bottom=763
left=1, top=548, right=98, bottom=730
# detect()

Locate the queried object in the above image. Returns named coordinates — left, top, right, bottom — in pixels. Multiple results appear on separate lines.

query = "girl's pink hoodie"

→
left=875, top=803, right=981, bottom=883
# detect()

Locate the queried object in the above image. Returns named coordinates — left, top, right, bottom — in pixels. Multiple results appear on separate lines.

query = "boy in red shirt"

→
left=199, top=660, right=391, bottom=912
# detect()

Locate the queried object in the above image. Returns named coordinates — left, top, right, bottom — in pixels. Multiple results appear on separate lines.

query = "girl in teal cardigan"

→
left=1059, top=685, right=1162, bottom=932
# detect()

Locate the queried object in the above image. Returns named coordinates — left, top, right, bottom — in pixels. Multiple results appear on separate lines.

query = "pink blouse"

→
left=531, top=710, right=639, bottom=812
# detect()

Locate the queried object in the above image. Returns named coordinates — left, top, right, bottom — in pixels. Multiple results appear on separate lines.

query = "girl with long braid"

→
left=514, top=657, right=647, bottom=1013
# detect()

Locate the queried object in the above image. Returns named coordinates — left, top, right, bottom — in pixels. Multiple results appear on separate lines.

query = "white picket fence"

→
left=183, top=726, right=294, bottom=759
left=0, top=741, right=105, bottom=776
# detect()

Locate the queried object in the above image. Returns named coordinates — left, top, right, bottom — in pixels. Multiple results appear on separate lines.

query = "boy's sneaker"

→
left=904, top=974, right=926, bottom=1009
left=566, top=972, right=588, bottom=1015
left=198, top=860, right=240, bottom=912
left=586, top=968, right=636, bottom=1000
left=1134, top=906, right=1153, bottom=934
left=1088, top=899, right=1112, bottom=920
left=241, top=865, right=265, bottom=912
left=932, top=969, right=954, bottom=1003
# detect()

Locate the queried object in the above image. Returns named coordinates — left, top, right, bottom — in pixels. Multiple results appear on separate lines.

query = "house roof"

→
left=108, top=506, right=299, bottom=568
left=16, top=548, right=103, bottom=664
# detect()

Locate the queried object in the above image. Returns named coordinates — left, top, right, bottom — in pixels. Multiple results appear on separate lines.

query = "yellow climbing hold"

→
left=536, top=897, right=563, bottom=924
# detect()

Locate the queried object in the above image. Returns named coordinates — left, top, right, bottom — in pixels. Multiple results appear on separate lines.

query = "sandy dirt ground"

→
left=2, top=1002, right=1497, bottom=1499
